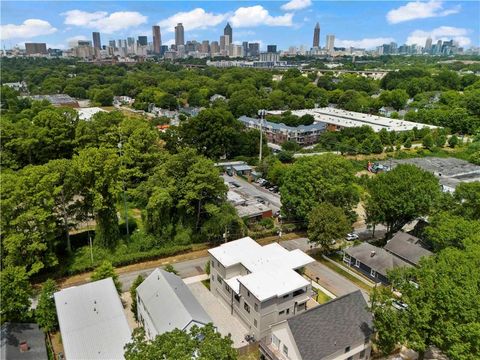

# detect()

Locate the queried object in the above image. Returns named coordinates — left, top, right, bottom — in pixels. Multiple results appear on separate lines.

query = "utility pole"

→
left=118, top=141, right=129, bottom=239
left=258, top=109, right=266, bottom=163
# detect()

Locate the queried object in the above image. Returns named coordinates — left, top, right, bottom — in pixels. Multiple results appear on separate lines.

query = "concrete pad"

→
left=183, top=274, right=209, bottom=284
left=187, top=282, right=250, bottom=348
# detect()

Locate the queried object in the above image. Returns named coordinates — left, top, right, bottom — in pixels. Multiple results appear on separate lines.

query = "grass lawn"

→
left=238, top=346, right=260, bottom=360
left=312, top=287, right=332, bottom=304
left=201, top=279, right=210, bottom=290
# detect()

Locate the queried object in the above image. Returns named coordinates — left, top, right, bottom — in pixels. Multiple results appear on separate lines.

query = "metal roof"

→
left=54, top=278, right=131, bottom=360
left=136, top=268, right=212, bottom=335
left=238, top=116, right=326, bottom=133
left=287, top=290, right=373, bottom=360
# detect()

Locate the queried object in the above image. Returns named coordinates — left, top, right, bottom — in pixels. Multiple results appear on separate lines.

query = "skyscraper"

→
left=224, top=22, right=232, bottom=44
left=25, top=43, right=47, bottom=55
left=248, top=43, right=260, bottom=57
left=313, top=22, right=320, bottom=48
left=137, top=36, right=148, bottom=46
left=92, top=32, right=101, bottom=49
left=175, top=23, right=184, bottom=46
left=267, top=45, right=277, bottom=53
left=425, top=37, right=433, bottom=52
left=152, top=25, right=161, bottom=54
left=326, top=34, right=335, bottom=52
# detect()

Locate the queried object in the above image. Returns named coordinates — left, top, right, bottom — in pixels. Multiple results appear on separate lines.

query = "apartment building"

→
left=208, top=237, right=315, bottom=340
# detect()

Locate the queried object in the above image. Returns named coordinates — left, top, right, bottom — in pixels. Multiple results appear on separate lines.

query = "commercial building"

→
left=260, top=52, right=280, bottom=62
left=267, top=108, right=438, bottom=133
left=136, top=268, right=213, bottom=339
left=208, top=237, right=315, bottom=340
left=249, top=43, right=260, bottom=57
left=267, top=45, right=277, bottom=53
left=224, top=22, right=233, bottom=44
left=260, top=290, right=373, bottom=360
left=152, top=25, right=161, bottom=54
left=175, top=23, right=185, bottom=46
left=92, top=32, right=101, bottom=49
left=54, top=278, right=131, bottom=360
left=25, top=43, right=47, bottom=55
left=326, top=34, right=335, bottom=53
left=313, top=23, right=320, bottom=48
left=238, top=115, right=326, bottom=146
left=137, top=36, right=147, bottom=46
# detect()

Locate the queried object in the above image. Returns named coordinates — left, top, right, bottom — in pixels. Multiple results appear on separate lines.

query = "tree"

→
left=435, top=134, right=446, bottom=148
left=453, top=182, right=480, bottom=220
left=36, top=279, right=59, bottom=333
left=91, top=261, right=122, bottom=294
left=94, top=88, right=114, bottom=106
left=164, top=264, right=178, bottom=274
left=281, top=140, right=301, bottom=152
left=422, top=133, right=434, bottom=150
left=365, top=164, right=441, bottom=234
left=308, top=203, right=351, bottom=252
left=0, top=266, right=32, bottom=324
left=130, top=275, right=144, bottom=321
left=372, top=244, right=480, bottom=359
left=448, top=135, right=459, bottom=148
left=281, top=154, right=359, bottom=222
left=124, top=324, right=237, bottom=360
left=404, top=137, right=412, bottom=149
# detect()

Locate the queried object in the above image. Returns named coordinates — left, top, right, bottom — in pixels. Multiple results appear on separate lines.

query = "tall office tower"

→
left=210, top=41, right=220, bottom=55
left=160, top=45, right=168, bottom=56
left=267, top=45, right=277, bottom=53
left=127, top=37, right=135, bottom=46
left=25, top=43, right=47, bottom=55
left=152, top=25, right=161, bottom=54
left=175, top=23, right=184, bottom=46
left=138, top=36, right=148, bottom=46
left=224, top=22, right=233, bottom=44
left=201, top=40, right=210, bottom=54
left=220, top=35, right=226, bottom=51
left=248, top=42, right=260, bottom=57
left=108, top=40, right=116, bottom=49
left=425, top=37, right=433, bottom=52
left=242, top=41, right=249, bottom=57
left=313, top=22, right=320, bottom=48
left=92, top=32, right=101, bottom=49
left=326, top=34, right=335, bottom=53
left=390, top=42, right=398, bottom=54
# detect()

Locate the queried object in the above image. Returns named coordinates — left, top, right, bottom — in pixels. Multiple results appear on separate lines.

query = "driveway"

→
left=188, top=282, right=250, bottom=348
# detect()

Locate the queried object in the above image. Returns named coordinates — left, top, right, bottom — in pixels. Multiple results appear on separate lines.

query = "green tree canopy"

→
left=36, top=279, right=59, bottom=333
left=0, top=266, right=32, bottom=324
left=308, top=203, right=351, bottom=252
left=91, top=260, right=122, bottom=294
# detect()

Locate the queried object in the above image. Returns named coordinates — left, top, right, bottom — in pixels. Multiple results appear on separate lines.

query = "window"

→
left=283, top=345, right=288, bottom=355
left=254, top=319, right=257, bottom=328
left=244, top=302, right=250, bottom=313
left=234, top=294, right=240, bottom=302
left=247, top=291, right=250, bottom=297
left=211, top=260, right=214, bottom=268
left=272, top=335, right=280, bottom=349
left=283, top=294, right=289, bottom=299
left=360, top=350, right=366, bottom=359
left=225, top=283, right=230, bottom=293
left=355, top=259, right=360, bottom=267
left=345, top=346, right=350, bottom=353
left=293, top=289, right=306, bottom=297
left=217, top=274, right=222, bottom=284
left=370, top=269, right=376, bottom=278
left=286, top=308, right=290, bottom=314
left=279, top=310, right=285, bottom=315
left=254, top=303, right=258, bottom=312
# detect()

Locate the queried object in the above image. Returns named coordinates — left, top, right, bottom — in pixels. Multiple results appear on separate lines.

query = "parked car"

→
left=346, top=233, right=359, bottom=241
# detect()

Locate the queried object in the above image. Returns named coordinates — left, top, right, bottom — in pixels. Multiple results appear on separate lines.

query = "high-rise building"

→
left=224, top=22, right=233, bottom=44
left=242, top=41, right=249, bottom=57
left=108, top=40, right=117, bottom=49
left=210, top=41, right=220, bottom=55
left=92, top=32, right=101, bottom=49
left=267, top=45, right=277, bottom=53
left=25, top=43, right=47, bottom=55
left=138, top=36, right=148, bottom=46
left=248, top=43, right=260, bottom=57
left=152, top=25, right=161, bottom=54
left=220, top=35, right=226, bottom=51
left=326, top=34, right=335, bottom=52
left=425, top=37, right=433, bottom=52
left=160, top=45, right=168, bottom=56
left=201, top=40, right=210, bottom=54
left=313, top=22, right=320, bottom=48
left=175, top=23, right=184, bottom=46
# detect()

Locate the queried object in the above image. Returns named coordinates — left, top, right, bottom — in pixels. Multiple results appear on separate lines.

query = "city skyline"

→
left=1, top=1, right=479, bottom=51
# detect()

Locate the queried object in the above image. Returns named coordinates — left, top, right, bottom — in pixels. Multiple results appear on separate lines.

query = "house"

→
left=3, top=81, right=28, bottom=92
left=54, top=278, right=131, bottom=360
left=208, top=237, right=315, bottom=340
left=343, top=242, right=412, bottom=284
left=260, top=290, right=373, bottom=360
left=0, top=323, right=48, bottom=360
left=384, top=231, right=433, bottom=267
left=210, top=94, right=226, bottom=102
left=136, top=268, right=213, bottom=340
left=232, top=164, right=253, bottom=176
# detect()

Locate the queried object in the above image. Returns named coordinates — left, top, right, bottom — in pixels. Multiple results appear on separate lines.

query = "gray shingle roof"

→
left=1, top=323, right=48, bottom=360
left=345, top=242, right=412, bottom=277
left=136, top=268, right=212, bottom=335
left=287, top=290, right=373, bottom=360
left=384, top=232, right=433, bottom=266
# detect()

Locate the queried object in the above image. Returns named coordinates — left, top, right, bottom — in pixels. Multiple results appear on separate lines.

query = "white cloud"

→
left=281, top=0, right=312, bottom=11
left=61, top=10, right=147, bottom=33
left=387, top=0, right=460, bottom=24
left=229, top=6, right=293, bottom=28
left=336, top=37, right=395, bottom=49
left=66, top=35, right=88, bottom=48
left=406, top=26, right=471, bottom=47
left=0, top=19, right=57, bottom=40
left=158, top=8, right=227, bottom=32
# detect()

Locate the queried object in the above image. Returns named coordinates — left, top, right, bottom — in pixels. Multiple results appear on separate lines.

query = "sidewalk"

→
left=183, top=274, right=209, bottom=284
left=321, top=255, right=375, bottom=287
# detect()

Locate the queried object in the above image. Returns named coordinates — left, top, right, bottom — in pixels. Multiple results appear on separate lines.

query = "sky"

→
left=1, top=1, right=479, bottom=50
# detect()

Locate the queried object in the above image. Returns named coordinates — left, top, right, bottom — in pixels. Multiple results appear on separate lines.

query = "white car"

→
left=346, top=233, right=359, bottom=241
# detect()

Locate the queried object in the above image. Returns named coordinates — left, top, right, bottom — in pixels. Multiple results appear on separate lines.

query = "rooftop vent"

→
left=370, top=251, right=376, bottom=257
left=19, top=341, right=29, bottom=352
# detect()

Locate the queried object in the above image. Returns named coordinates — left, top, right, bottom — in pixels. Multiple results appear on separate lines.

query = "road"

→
left=119, top=237, right=368, bottom=301
left=222, top=174, right=281, bottom=212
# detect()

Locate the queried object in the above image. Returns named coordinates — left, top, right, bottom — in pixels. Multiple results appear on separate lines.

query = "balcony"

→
left=259, top=339, right=287, bottom=360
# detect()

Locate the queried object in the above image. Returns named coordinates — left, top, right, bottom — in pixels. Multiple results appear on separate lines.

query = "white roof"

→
left=77, top=107, right=107, bottom=121
left=267, top=107, right=438, bottom=133
left=54, top=278, right=131, bottom=360
left=208, top=237, right=314, bottom=301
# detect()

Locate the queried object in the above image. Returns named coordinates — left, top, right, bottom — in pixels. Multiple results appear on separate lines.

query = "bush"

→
left=163, top=264, right=178, bottom=274
left=258, top=217, right=275, bottom=229
left=204, top=260, right=211, bottom=275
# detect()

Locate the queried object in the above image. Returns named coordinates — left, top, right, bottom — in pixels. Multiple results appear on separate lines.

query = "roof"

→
left=287, top=290, right=373, bottom=360
left=345, top=242, right=412, bottom=277
left=232, top=164, right=252, bottom=172
left=1, top=323, right=48, bottom=360
left=136, top=269, right=212, bottom=335
left=77, top=107, right=106, bottom=121
left=54, top=278, right=131, bottom=360
left=266, top=108, right=438, bottom=133
left=238, top=116, right=326, bottom=133
left=384, top=232, right=433, bottom=266
left=235, top=202, right=271, bottom=219
left=208, top=237, right=314, bottom=301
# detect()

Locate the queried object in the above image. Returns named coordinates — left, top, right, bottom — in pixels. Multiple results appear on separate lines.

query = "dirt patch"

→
left=121, top=292, right=138, bottom=331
